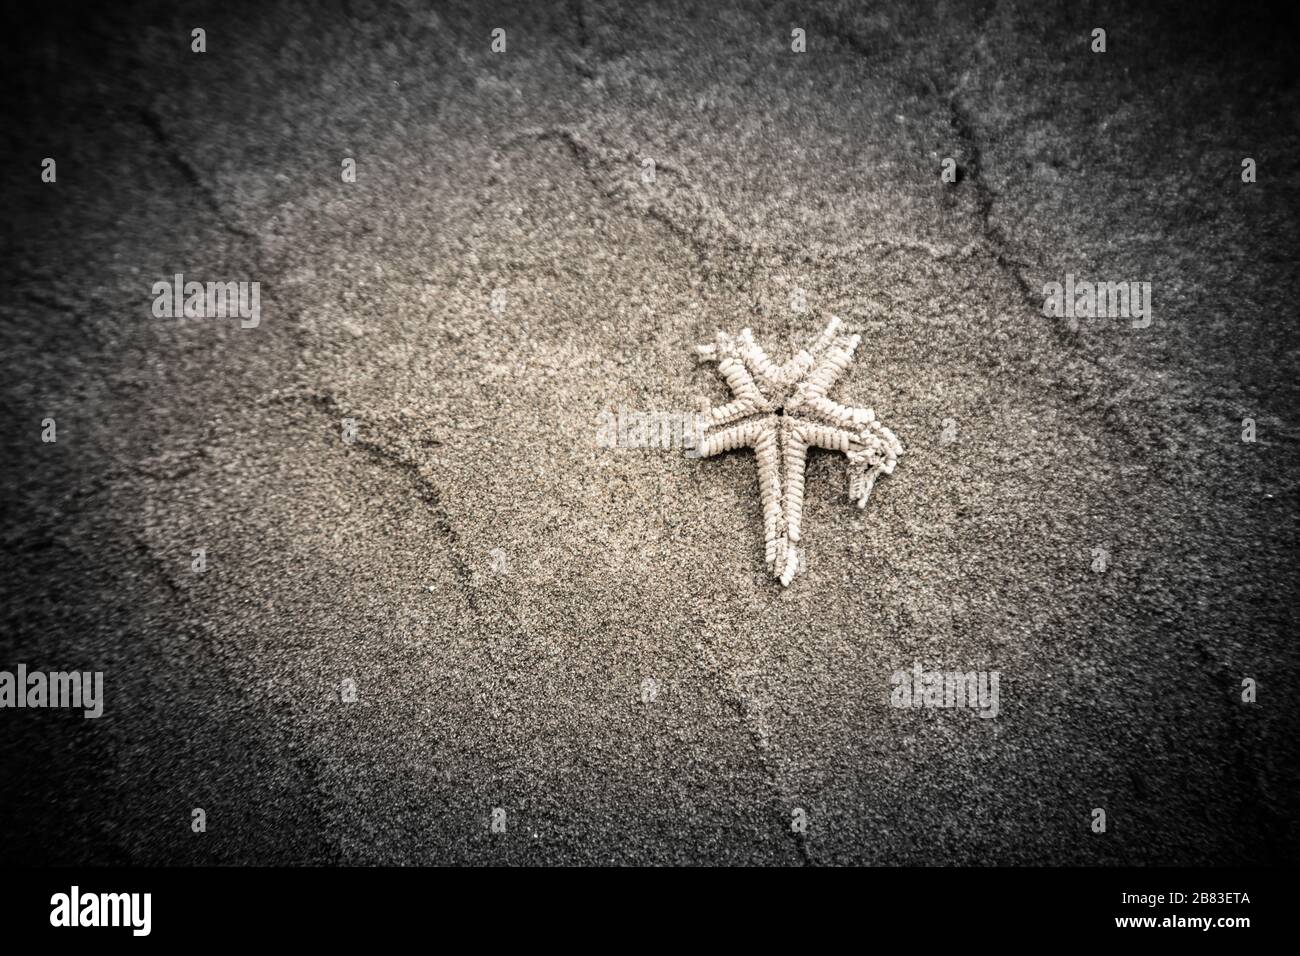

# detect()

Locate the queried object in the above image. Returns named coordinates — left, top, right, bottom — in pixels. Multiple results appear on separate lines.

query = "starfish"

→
left=688, top=316, right=903, bottom=586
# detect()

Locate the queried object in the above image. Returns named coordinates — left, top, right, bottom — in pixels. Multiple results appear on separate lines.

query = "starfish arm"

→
left=743, top=319, right=842, bottom=390
left=782, top=421, right=809, bottom=546
left=691, top=416, right=771, bottom=458
left=736, top=327, right=821, bottom=393
left=751, top=419, right=785, bottom=573
left=694, top=331, right=736, bottom=362
left=862, top=418, right=904, bottom=467
left=776, top=349, right=815, bottom=388
left=798, top=333, right=862, bottom=400
left=796, top=393, right=875, bottom=431
left=775, top=538, right=798, bottom=586
left=846, top=420, right=903, bottom=508
left=715, top=355, right=771, bottom=408
left=788, top=416, right=867, bottom=453
left=740, top=335, right=779, bottom=379
left=714, top=320, right=848, bottom=398
left=699, top=396, right=760, bottom=431
left=753, top=344, right=811, bottom=391
left=806, top=316, right=843, bottom=356
left=787, top=414, right=903, bottom=509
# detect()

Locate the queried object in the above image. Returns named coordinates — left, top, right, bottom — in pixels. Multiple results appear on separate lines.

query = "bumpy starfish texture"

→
left=689, top=317, right=902, bottom=586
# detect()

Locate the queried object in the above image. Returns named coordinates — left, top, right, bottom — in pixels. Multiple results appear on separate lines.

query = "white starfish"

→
left=689, top=316, right=902, bottom=586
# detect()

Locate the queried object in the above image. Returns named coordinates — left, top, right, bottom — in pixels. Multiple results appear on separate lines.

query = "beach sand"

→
left=2, top=0, right=1297, bottom=864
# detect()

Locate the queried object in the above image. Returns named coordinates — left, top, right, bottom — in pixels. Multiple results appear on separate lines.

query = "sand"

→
left=2, top=0, right=1297, bottom=864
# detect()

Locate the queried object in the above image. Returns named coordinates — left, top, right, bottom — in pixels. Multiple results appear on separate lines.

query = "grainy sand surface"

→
left=2, top=0, right=1298, bottom=864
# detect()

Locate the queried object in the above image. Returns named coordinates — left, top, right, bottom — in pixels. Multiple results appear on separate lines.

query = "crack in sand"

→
left=135, top=107, right=260, bottom=246
left=260, top=389, right=481, bottom=608
left=803, top=17, right=1255, bottom=467
left=693, top=638, right=814, bottom=865
left=500, top=126, right=974, bottom=278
